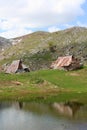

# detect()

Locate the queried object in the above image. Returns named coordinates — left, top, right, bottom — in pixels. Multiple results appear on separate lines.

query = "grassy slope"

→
left=0, top=67, right=87, bottom=103
left=0, top=26, right=87, bottom=66
left=0, top=31, right=50, bottom=66
left=0, top=32, right=49, bottom=60
left=0, top=36, right=11, bottom=51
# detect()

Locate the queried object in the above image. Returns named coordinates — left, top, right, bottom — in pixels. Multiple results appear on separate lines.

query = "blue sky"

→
left=0, top=0, right=87, bottom=38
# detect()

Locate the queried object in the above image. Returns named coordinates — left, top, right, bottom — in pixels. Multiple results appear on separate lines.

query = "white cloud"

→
left=0, top=20, right=13, bottom=30
left=77, top=21, right=87, bottom=27
left=48, top=26, right=60, bottom=33
left=63, top=24, right=76, bottom=28
left=63, top=21, right=87, bottom=29
left=0, top=28, right=32, bottom=39
left=0, top=0, right=85, bottom=38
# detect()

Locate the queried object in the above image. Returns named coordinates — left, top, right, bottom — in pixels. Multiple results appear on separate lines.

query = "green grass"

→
left=36, top=69, right=87, bottom=92
left=0, top=68, right=87, bottom=103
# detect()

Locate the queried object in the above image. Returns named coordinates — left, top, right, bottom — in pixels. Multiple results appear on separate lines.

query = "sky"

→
left=0, top=0, right=87, bottom=38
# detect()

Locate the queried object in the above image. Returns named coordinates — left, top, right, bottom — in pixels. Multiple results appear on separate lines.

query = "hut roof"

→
left=6, top=60, right=22, bottom=73
left=51, top=55, right=73, bottom=69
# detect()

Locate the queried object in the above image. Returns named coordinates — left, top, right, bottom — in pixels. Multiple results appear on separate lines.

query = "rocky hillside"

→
left=0, top=26, right=87, bottom=70
left=0, top=37, right=11, bottom=51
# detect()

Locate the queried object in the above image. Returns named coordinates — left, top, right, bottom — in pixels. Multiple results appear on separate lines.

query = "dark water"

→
left=0, top=101, right=87, bottom=130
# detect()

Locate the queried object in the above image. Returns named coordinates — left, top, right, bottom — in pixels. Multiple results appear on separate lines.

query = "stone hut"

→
left=6, top=60, right=30, bottom=73
left=50, top=55, right=83, bottom=71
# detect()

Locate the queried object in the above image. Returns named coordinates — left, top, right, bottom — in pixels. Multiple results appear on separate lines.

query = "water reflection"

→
left=0, top=102, right=11, bottom=109
left=52, top=101, right=83, bottom=117
left=0, top=101, right=87, bottom=130
left=19, top=102, right=23, bottom=109
left=0, top=101, right=86, bottom=119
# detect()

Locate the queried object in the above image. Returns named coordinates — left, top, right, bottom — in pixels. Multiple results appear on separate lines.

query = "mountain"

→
left=0, top=27, right=87, bottom=70
left=0, top=36, right=12, bottom=51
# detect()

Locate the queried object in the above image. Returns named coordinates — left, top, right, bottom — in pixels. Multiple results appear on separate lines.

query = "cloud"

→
left=48, top=26, right=60, bottom=32
left=0, top=0, right=85, bottom=38
left=0, top=28, right=32, bottom=38
left=77, top=21, right=87, bottom=27
left=63, top=24, right=76, bottom=28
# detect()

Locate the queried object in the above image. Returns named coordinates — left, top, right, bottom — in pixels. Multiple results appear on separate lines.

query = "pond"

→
left=0, top=101, right=87, bottom=130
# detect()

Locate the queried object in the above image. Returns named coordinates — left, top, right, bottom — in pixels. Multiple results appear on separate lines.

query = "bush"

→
left=48, top=41, right=56, bottom=52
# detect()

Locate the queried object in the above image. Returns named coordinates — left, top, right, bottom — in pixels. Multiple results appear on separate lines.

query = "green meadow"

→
left=0, top=67, right=87, bottom=103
